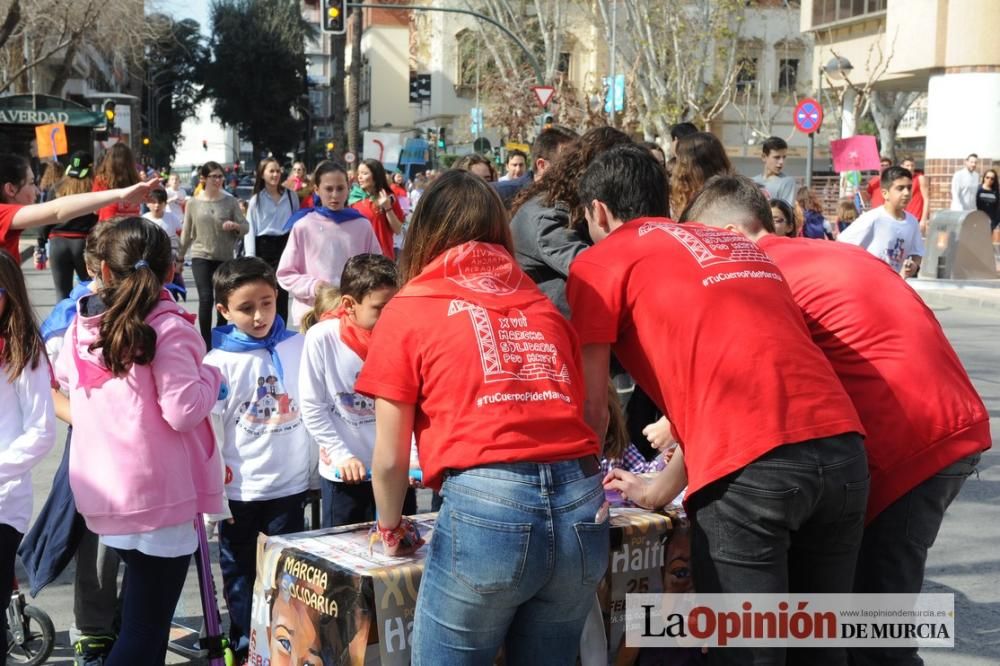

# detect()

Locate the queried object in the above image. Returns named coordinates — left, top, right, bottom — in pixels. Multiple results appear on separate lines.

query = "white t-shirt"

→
left=165, top=186, right=187, bottom=219
left=0, top=360, right=56, bottom=533
left=838, top=205, right=925, bottom=273
left=299, top=319, right=376, bottom=481
left=144, top=211, right=183, bottom=255
left=204, top=335, right=316, bottom=502
left=102, top=521, right=197, bottom=558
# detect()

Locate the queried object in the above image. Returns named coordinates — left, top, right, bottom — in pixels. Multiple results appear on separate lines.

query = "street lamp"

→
left=807, top=56, right=854, bottom=187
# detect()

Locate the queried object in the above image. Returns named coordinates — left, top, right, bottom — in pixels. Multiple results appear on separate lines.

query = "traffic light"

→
left=323, top=0, right=346, bottom=34
left=142, top=136, right=150, bottom=146
left=542, top=113, right=554, bottom=129
left=436, top=127, right=446, bottom=151
left=102, top=100, right=116, bottom=132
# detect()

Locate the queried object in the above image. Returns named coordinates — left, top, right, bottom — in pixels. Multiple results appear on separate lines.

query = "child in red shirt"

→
left=356, top=170, right=607, bottom=664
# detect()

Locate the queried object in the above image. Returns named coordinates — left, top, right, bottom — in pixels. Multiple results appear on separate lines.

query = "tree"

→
left=819, top=29, right=916, bottom=157
left=202, top=0, right=316, bottom=161
left=592, top=0, right=746, bottom=140
left=448, top=0, right=572, bottom=142
left=869, top=90, right=920, bottom=162
left=0, top=0, right=151, bottom=96
left=142, top=14, right=206, bottom=167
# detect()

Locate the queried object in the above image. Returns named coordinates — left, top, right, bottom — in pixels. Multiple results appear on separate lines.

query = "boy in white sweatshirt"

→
left=204, top=257, right=316, bottom=662
left=299, top=254, right=416, bottom=527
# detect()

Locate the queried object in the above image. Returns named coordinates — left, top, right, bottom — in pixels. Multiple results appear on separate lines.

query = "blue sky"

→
left=152, top=0, right=211, bottom=32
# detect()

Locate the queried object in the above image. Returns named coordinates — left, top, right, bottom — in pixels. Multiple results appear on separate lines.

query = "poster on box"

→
left=370, top=560, right=424, bottom=665
left=248, top=518, right=435, bottom=665
left=248, top=541, right=372, bottom=665
left=601, top=509, right=696, bottom=665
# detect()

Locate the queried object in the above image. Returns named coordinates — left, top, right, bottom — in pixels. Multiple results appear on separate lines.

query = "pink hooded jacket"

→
left=55, top=295, right=224, bottom=535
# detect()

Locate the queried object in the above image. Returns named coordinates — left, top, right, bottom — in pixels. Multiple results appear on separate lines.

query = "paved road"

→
left=14, top=263, right=1000, bottom=664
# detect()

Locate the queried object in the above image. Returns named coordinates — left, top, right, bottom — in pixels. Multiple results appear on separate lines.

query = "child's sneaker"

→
left=74, top=634, right=115, bottom=666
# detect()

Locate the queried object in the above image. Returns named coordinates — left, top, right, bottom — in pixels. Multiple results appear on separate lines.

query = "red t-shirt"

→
left=866, top=176, right=884, bottom=208
left=0, top=203, right=23, bottom=261
left=567, top=219, right=863, bottom=498
left=758, top=235, right=990, bottom=519
left=356, top=241, right=599, bottom=490
left=351, top=197, right=404, bottom=259
left=92, top=178, right=141, bottom=222
left=905, top=171, right=925, bottom=220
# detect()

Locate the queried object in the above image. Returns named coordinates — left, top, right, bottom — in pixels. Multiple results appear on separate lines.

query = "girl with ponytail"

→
left=54, top=217, right=225, bottom=664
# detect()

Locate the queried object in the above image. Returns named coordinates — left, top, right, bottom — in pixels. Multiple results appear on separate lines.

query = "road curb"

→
left=917, top=289, right=1000, bottom=312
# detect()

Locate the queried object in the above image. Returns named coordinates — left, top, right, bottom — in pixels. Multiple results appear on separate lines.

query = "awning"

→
left=0, top=94, right=105, bottom=128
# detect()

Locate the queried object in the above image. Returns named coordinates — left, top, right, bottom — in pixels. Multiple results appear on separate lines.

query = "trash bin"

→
left=918, top=210, right=998, bottom=279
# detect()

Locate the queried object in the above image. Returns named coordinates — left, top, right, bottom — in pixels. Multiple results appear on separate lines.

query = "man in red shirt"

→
left=681, top=174, right=990, bottom=666
left=864, top=155, right=892, bottom=208
left=569, top=145, right=868, bottom=663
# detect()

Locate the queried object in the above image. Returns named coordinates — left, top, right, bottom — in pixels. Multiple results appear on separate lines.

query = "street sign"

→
left=531, top=85, right=555, bottom=108
left=793, top=98, right=823, bottom=134
left=344, top=151, right=356, bottom=164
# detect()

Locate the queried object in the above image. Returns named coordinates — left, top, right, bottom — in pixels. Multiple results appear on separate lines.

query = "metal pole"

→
left=805, top=132, right=813, bottom=189
left=348, top=3, right=544, bottom=85
left=609, top=0, right=617, bottom=127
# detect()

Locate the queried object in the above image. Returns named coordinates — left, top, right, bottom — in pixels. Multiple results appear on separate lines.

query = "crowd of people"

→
left=0, top=122, right=993, bottom=666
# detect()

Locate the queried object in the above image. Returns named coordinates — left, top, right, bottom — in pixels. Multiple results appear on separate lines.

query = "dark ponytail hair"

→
left=91, top=217, right=173, bottom=376
left=0, top=154, right=32, bottom=204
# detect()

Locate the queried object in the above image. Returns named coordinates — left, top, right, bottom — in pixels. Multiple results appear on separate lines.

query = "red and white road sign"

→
left=531, top=85, right=555, bottom=108
left=793, top=98, right=824, bottom=134
left=344, top=151, right=356, bottom=164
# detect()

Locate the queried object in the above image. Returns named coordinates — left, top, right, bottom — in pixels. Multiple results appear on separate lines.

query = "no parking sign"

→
left=793, top=98, right=824, bottom=134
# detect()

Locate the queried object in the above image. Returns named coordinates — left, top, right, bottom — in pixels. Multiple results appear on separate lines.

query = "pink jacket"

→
left=276, top=212, right=382, bottom=325
left=55, top=295, right=224, bottom=535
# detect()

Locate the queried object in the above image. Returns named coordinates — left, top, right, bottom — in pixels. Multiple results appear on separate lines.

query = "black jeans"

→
left=0, top=523, right=23, bottom=643
left=320, top=479, right=416, bottom=528
left=191, top=258, right=224, bottom=348
left=106, top=548, right=190, bottom=666
left=688, top=433, right=869, bottom=666
left=218, top=492, right=307, bottom=655
left=849, top=453, right=981, bottom=666
left=49, top=236, right=88, bottom=301
left=254, top=234, right=290, bottom=324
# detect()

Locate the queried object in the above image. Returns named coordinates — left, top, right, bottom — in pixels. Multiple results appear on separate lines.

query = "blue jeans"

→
left=106, top=548, right=190, bottom=666
left=320, top=479, right=416, bottom=528
left=412, top=457, right=609, bottom=666
left=219, top=492, right=307, bottom=655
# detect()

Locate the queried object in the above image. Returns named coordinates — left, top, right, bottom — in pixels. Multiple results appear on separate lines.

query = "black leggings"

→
left=191, top=258, right=224, bottom=348
left=49, top=236, right=89, bottom=301
left=0, top=523, right=24, bottom=641
left=254, top=234, right=290, bottom=324
left=106, top=548, right=190, bottom=666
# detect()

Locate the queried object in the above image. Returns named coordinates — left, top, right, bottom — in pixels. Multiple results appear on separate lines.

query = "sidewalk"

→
left=909, top=278, right=1000, bottom=312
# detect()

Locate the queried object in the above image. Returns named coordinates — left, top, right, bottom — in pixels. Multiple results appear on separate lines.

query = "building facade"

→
left=801, top=0, right=1000, bottom=214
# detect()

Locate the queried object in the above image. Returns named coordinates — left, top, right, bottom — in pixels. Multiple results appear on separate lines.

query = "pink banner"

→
left=830, top=135, right=882, bottom=173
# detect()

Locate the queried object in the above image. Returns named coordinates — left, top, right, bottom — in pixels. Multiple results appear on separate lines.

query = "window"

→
left=409, top=73, right=431, bottom=104
left=558, top=52, right=571, bottom=77
left=736, top=57, right=758, bottom=93
left=778, top=58, right=799, bottom=92
left=812, top=0, right=886, bottom=25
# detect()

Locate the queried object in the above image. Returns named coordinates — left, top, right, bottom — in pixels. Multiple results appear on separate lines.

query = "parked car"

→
left=235, top=185, right=254, bottom=201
